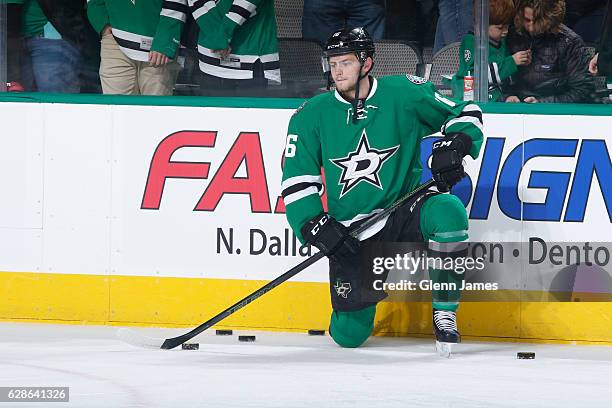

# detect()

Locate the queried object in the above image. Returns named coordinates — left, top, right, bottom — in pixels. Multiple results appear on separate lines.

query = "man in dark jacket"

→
left=506, top=0, right=595, bottom=103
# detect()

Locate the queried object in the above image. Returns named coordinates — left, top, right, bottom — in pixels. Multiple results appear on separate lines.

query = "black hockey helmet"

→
left=323, top=27, right=375, bottom=64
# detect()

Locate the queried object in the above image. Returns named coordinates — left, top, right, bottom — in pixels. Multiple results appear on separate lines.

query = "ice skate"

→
left=433, top=309, right=460, bottom=358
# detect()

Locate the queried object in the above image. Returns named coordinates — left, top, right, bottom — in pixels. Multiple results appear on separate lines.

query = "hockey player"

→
left=281, top=28, right=483, bottom=354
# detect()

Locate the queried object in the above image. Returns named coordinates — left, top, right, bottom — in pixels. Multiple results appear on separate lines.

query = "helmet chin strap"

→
left=351, top=55, right=373, bottom=124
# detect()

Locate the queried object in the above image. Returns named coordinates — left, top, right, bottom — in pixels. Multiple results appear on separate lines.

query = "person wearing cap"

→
left=280, top=27, right=484, bottom=354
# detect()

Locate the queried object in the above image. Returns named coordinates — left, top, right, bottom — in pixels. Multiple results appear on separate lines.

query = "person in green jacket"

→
left=87, top=0, right=187, bottom=95
left=451, top=0, right=531, bottom=101
left=190, top=0, right=280, bottom=96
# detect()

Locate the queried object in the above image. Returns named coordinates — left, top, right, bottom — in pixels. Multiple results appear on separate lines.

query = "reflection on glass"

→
left=0, top=0, right=608, bottom=102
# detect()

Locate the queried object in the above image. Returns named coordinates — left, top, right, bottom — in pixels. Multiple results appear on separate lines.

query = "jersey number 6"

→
left=285, top=134, right=298, bottom=158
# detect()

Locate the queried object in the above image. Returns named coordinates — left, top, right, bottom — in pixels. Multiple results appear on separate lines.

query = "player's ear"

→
left=362, top=57, right=373, bottom=74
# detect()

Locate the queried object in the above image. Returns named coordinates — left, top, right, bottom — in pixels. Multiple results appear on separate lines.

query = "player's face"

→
left=488, top=24, right=509, bottom=42
left=329, top=54, right=361, bottom=93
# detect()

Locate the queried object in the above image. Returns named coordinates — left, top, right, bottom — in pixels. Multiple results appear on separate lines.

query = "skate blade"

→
left=435, top=341, right=453, bottom=358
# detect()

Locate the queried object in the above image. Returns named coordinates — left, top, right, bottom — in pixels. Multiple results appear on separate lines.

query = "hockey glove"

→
left=301, top=213, right=359, bottom=262
left=430, top=132, right=473, bottom=192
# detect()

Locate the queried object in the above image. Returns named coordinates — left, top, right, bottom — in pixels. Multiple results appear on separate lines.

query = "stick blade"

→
left=160, top=335, right=189, bottom=350
left=116, top=328, right=165, bottom=350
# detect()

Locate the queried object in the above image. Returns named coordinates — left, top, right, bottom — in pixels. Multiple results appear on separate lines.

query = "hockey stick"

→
left=117, top=179, right=435, bottom=350
left=152, top=179, right=437, bottom=349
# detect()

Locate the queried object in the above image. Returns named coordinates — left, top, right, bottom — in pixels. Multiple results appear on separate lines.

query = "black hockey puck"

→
left=308, top=329, right=325, bottom=336
left=216, top=329, right=233, bottom=336
left=238, top=335, right=256, bottom=342
left=182, top=343, right=199, bottom=350
left=517, top=352, right=535, bottom=359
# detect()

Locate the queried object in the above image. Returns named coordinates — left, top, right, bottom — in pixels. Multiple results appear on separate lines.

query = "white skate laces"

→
left=434, top=310, right=458, bottom=332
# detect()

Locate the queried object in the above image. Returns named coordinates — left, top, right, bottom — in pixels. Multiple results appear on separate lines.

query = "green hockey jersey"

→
left=281, top=75, right=484, bottom=243
left=190, top=0, right=279, bottom=82
left=451, top=33, right=518, bottom=102
left=87, top=0, right=187, bottom=61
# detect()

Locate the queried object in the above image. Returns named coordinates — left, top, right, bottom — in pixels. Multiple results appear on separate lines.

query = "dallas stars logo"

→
left=330, top=130, right=399, bottom=197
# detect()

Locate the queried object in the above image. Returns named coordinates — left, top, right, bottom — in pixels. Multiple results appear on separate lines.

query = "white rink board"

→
left=0, top=103, right=611, bottom=281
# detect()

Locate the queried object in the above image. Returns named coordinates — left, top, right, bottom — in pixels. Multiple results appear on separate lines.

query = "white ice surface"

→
left=1, top=323, right=611, bottom=408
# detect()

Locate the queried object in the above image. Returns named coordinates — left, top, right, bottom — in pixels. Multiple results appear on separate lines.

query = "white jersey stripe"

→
left=283, top=186, right=319, bottom=205
left=161, top=9, right=187, bottom=22
left=199, top=61, right=253, bottom=79
left=234, top=0, right=257, bottom=12
left=443, top=116, right=484, bottom=133
left=192, top=1, right=216, bottom=20
left=117, top=46, right=149, bottom=62
left=112, top=28, right=153, bottom=44
left=462, top=103, right=481, bottom=112
left=281, top=175, right=323, bottom=190
left=227, top=12, right=246, bottom=25
left=264, top=68, right=281, bottom=83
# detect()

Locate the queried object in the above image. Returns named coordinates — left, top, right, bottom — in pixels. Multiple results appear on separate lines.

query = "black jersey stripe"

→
left=229, top=4, right=252, bottom=20
left=163, top=1, right=189, bottom=14
left=262, top=60, right=280, bottom=70
left=113, top=36, right=147, bottom=52
left=457, top=110, right=483, bottom=124
left=190, top=0, right=215, bottom=14
left=198, top=52, right=280, bottom=72
left=281, top=182, right=323, bottom=198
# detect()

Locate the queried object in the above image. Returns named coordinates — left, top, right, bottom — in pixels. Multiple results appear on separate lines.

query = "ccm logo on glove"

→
left=431, top=133, right=472, bottom=193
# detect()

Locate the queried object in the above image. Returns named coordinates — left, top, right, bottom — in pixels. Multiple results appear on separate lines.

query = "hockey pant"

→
left=329, top=191, right=468, bottom=348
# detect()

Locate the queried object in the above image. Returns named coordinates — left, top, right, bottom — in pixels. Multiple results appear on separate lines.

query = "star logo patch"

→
left=330, top=130, right=399, bottom=198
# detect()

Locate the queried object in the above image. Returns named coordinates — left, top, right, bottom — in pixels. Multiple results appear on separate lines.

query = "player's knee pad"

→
left=420, top=193, right=469, bottom=243
left=328, top=305, right=376, bottom=348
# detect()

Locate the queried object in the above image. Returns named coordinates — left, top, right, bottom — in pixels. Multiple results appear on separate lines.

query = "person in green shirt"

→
left=86, top=0, right=187, bottom=95
left=451, top=0, right=531, bottom=101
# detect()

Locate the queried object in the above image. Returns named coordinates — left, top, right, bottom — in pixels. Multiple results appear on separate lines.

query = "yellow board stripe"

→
left=1, top=271, right=611, bottom=344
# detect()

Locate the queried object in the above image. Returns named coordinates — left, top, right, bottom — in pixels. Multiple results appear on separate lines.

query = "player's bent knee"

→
left=328, top=305, right=376, bottom=348
left=421, top=194, right=468, bottom=241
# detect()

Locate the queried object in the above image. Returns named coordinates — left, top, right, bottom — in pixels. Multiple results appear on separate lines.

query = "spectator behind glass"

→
left=588, top=0, right=611, bottom=100
left=451, top=0, right=532, bottom=101
left=506, top=0, right=595, bottom=103
left=564, top=0, right=606, bottom=43
left=191, top=0, right=280, bottom=96
left=302, top=0, right=385, bottom=46
left=434, top=0, right=473, bottom=54
left=385, top=0, right=437, bottom=51
left=87, top=0, right=187, bottom=95
left=6, top=0, right=100, bottom=93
